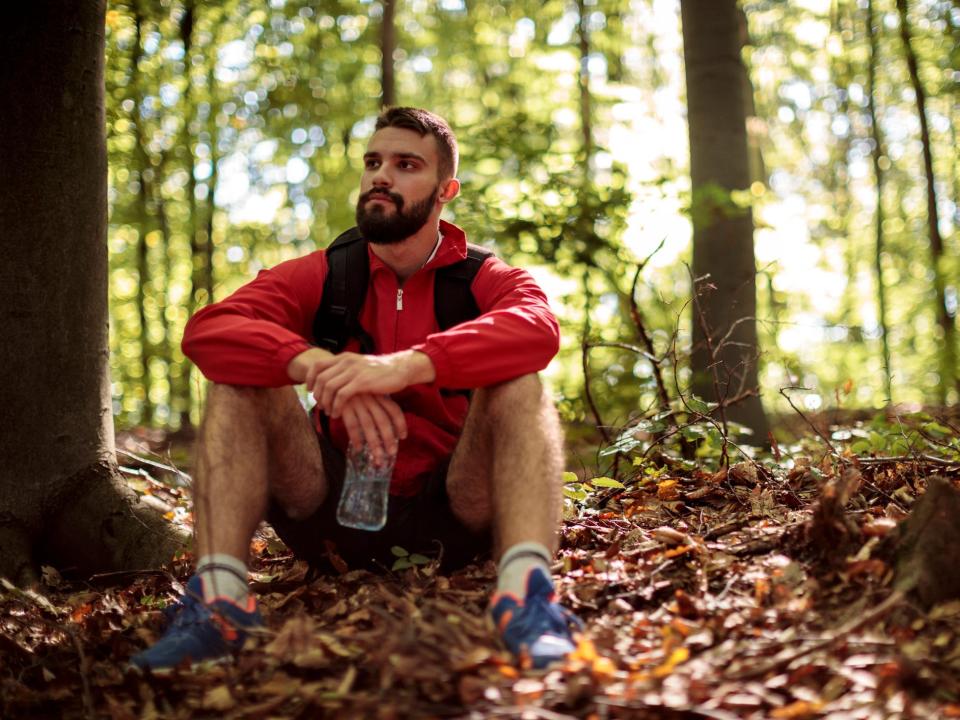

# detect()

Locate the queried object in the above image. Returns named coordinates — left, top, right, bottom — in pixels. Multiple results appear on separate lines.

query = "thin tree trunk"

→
left=153, top=151, right=175, bottom=422
left=897, top=0, right=956, bottom=402
left=576, top=0, right=593, bottom=160
left=181, top=0, right=200, bottom=428
left=828, top=2, right=859, bottom=370
left=182, top=0, right=201, bottom=314
left=131, top=8, right=154, bottom=423
left=946, top=6, right=960, bottom=395
left=680, top=0, right=770, bottom=438
left=381, top=0, right=397, bottom=107
left=866, top=0, right=894, bottom=403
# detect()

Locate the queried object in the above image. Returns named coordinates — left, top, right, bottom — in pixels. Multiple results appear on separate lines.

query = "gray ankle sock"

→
left=196, top=553, right=250, bottom=604
left=496, top=542, right=552, bottom=597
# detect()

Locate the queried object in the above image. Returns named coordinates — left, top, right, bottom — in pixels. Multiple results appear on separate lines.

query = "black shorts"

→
left=266, top=433, right=491, bottom=573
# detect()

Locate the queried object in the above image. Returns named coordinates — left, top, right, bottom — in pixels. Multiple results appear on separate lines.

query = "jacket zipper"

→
left=392, top=287, right=403, bottom=351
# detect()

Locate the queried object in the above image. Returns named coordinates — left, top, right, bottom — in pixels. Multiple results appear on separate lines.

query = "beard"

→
left=356, top=185, right=439, bottom=245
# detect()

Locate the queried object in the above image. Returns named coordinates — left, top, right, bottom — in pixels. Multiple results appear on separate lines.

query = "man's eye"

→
left=398, top=160, right=416, bottom=169
left=365, top=160, right=380, bottom=169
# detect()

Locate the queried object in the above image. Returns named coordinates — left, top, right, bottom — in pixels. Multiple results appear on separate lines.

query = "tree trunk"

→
left=380, top=0, right=397, bottom=107
left=576, top=0, right=593, bottom=161
left=866, top=0, right=894, bottom=403
left=181, top=0, right=202, bottom=429
left=897, top=0, right=957, bottom=403
left=0, top=2, right=186, bottom=585
left=131, top=7, right=154, bottom=424
left=680, top=0, right=769, bottom=439
left=945, top=5, right=960, bottom=396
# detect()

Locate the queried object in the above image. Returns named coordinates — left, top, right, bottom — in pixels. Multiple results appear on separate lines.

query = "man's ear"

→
left=438, top=178, right=460, bottom=204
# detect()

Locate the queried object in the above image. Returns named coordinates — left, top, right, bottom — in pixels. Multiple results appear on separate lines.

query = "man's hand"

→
left=300, top=349, right=436, bottom=419
left=287, top=347, right=435, bottom=461
left=339, top=393, right=407, bottom=464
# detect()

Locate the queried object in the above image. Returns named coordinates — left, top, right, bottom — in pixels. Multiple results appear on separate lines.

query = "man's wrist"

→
left=287, top=347, right=332, bottom=382
left=401, top=349, right=436, bottom=385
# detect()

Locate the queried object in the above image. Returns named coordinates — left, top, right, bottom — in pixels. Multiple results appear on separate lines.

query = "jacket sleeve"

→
left=181, top=252, right=326, bottom=387
left=413, top=256, right=560, bottom=389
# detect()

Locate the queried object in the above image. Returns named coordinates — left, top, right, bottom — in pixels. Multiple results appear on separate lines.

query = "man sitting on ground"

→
left=132, top=106, right=580, bottom=673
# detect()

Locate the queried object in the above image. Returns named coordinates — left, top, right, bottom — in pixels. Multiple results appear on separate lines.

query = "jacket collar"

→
left=366, top=219, right=468, bottom=275
left=429, top=219, right=468, bottom=268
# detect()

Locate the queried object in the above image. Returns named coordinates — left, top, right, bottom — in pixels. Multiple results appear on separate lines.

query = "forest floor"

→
left=3, top=410, right=960, bottom=719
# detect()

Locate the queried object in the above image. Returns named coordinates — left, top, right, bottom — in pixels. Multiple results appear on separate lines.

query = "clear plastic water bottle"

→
left=336, top=444, right=395, bottom=531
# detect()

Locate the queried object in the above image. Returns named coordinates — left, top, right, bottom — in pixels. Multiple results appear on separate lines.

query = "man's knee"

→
left=207, top=383, right=288, bottom=408
left=205, top=384, right=303, bottom=427
left=476, top=373, right=546, bottom=420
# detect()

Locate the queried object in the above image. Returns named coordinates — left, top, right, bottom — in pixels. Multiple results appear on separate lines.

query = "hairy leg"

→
left=446, top=374, right=564, bottom=558
left=193, top=384, right=326, bottom=561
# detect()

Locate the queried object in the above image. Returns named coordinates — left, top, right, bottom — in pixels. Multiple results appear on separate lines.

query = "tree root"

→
left=39, top=461, right=189, bottom=579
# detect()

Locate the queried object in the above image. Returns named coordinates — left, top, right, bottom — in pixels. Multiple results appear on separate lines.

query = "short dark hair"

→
left=374, top=107, right=458, bottom=180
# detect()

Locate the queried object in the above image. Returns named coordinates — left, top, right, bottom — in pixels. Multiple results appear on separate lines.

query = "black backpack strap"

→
left=434, top=244, right=494, bottom=398
left=433, top=243, right=493, bottom=331
left=313, top=227, right=376, bottom=354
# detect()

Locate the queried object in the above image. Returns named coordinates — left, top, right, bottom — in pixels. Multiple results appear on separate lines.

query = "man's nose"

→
left=371, top=164, right=392, bottom=186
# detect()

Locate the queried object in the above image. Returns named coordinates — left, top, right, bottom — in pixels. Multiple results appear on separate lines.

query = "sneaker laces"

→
left=504, top=580, right=584, bottom=640
left=161, top=591, right=212, bottom=629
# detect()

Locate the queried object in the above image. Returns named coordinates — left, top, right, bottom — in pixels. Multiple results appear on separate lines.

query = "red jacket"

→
left=182, top=220, right=560, bottom=495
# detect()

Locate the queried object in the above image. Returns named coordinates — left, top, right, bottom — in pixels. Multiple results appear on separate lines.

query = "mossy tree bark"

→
left=0, top=1, right=186, bottom=586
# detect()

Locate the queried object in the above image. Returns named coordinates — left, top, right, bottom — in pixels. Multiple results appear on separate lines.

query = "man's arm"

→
left=411, top=258, right=560, bottom=389
left=182, top=254, right=326, bottom=387
left=290, top=346, right=435, bottom=413
left=287, top=347, right=432, bottom=462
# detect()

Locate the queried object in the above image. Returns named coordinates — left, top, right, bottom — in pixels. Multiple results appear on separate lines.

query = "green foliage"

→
left=103, top=0, right=960, bottom=433
left=390, top=545, right=432, bottom=572
left=833, top=412, right=960, bottom=459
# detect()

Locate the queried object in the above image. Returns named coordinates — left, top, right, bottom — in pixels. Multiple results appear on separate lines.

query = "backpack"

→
left=312, top=227, right=494, bottom=356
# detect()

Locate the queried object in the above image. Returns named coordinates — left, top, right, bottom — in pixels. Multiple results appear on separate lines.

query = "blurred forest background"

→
left=103, top=0, right=959, bottom=440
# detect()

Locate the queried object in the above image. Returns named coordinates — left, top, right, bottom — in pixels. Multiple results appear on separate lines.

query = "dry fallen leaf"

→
left=201, top=685, right=235, bottom=712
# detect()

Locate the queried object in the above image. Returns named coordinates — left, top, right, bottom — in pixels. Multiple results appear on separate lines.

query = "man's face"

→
left=356, top=127, right=444, bottom=245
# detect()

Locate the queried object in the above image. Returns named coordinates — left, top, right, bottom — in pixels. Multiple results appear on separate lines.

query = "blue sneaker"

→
left=130, top=575, right=263, bottom=674
left=490, top=567, right=582, bottom=669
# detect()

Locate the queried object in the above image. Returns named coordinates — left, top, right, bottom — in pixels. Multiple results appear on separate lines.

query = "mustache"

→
left=360, top=188, right=403, bottom=207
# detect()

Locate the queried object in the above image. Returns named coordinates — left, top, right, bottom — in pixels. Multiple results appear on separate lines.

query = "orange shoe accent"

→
left=489, top=590, right=523, bottom=607
left=210, top=612, right=239, bottom=642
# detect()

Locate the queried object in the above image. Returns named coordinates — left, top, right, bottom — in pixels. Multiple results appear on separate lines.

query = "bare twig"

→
left=628, top=241, right=674, bottom=420
left=586, top=340, right=656, bottom=362
left=725, top=589, right=905, bottom=680
left=581, top=339, right=612, bottom=446
left=857, top=453, right=959, bottom=467
left=689, top=270, right=730, bottom=465
left=481, top=707, right=580, bottom=720
left=116, top=448, right=192, bottom=485
left=779, top=386, right=843, bottom=458
left=70, top=629, right=96, bottom=720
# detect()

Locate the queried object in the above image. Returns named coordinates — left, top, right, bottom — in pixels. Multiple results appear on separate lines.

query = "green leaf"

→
left=409, top=554, right=431, bottom=565
left=390, top=546, right=409, bottom=558
left=563, top=484, right=589, bottom=502
left=391, top=558, right=412, bottom=571
left=589, top=476, right=626, bottom=489
left=687, top=396, right=714, bottom=415
left=851, top=439, right=872, bottom=455
left=923, top=422, right=952, bottom=438
left=681, top=424, right=706, bottom=440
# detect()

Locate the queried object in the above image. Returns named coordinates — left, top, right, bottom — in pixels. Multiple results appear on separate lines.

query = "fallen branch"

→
left=724, top=589, right=905, bottom=680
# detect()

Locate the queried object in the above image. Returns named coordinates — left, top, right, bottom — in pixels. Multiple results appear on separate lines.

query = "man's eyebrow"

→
left=394, top=152, right=426, bottom=163
left=363, top=151, right=427, bottom=163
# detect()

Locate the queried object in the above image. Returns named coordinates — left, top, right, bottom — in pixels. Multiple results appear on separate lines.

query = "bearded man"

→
left=132, top=107, right=580, bottom=673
